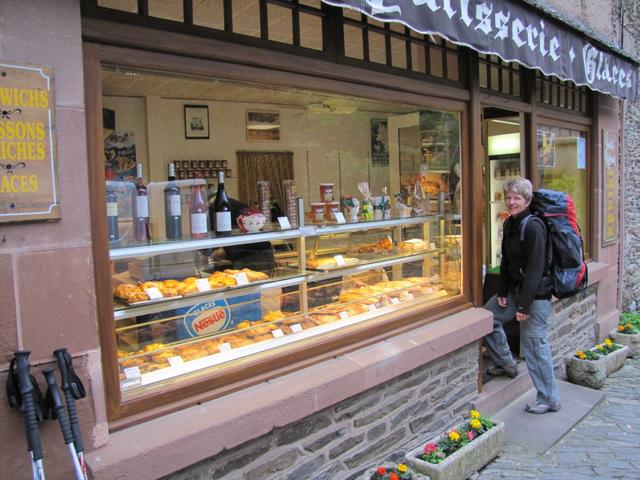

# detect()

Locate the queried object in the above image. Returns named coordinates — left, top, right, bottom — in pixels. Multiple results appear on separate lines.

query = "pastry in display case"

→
left=109, top=178, right=461, bottom=396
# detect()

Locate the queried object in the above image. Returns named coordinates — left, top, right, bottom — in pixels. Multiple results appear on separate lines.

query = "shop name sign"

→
left=0, top=62, right=59, bottom=222
left=324, top=0, right=638, bottom=101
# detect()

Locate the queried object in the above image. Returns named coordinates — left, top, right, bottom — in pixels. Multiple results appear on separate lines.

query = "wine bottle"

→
left=211, top=169, right=231, bottom=235
left=106, top=184, right=119, bottom=242
left=164, top=162, right=183, bottom=240
left=133, top=164, right=151, bottom=242
left=190, top=174, right=209, bottom=239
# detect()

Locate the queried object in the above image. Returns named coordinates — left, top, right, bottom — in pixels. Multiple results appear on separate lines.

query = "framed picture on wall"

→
left=184, top=105, right=210, bottom=139
left=246, top=110, right=280, bottom=141
left=371, top=118, right=389, bottom=166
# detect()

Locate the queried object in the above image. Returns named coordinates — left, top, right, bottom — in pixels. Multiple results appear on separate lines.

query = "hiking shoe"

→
left=525, top=402, right=562, bottom=414
left=487, top=363, right=518, bottom=378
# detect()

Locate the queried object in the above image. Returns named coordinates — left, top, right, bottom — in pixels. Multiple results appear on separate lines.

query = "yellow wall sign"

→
left=0, top=62, right=59, bottom=222
left=602, top=130, right=619, bottom=246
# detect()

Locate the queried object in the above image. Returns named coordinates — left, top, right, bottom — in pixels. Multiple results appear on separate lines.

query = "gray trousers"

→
left=484, top=293, right=560, bottom=405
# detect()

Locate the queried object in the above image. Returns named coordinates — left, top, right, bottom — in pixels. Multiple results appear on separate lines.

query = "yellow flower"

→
left=596, top=344, right=604, bottom=351
left=576, top=351, right=586, bottom=359
left=397, top=464, right=408, bottom=473
left=626, top=323, right=633, bottom=329
left=448, top=430, right=461, bottom=441
left=617, top=325, right=625, bottom=331
left=604, top=338, right=613, bottom=346
left=469, top=409, right=481, bottom=419
left=470, top=419, right=482, bottom=429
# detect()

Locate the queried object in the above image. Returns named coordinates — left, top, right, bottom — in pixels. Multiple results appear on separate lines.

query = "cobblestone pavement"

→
left=475, top=356, right=640, bottom=480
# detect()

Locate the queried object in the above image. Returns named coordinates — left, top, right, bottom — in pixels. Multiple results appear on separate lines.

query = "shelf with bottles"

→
left=172, top=159, right=232, bottom=181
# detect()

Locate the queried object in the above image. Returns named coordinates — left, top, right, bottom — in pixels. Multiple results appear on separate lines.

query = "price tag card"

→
left=334, top=254, right=346, bottom=266
left=391, top=297, right=401, bottom=305
left=144, top=287, right=163, bottom=300
left=425, top=287, right=434, bottom=295
left=123, top=366, right=141, bottom=379
left=235, top=272, right=250, bottom=286
left=168, top=356, right=184, bottom=367
left=429, top=242, right=437, bottom=250
left=300, top=226, right=316, bottom=236
left=334, top=212, right=346, bottom=224
left=272, top=329, right=285, bottom=338
left=196, top=278, right=211, bottom=292
left=277, top=216, right=291, bottom=229
left=368, top=304, right=377, bottom=313
left=219, top=343, right=232, bottom=352
left=339, top=310, right=350, bottom=320
left=290, top=323, right=303, bottom=333
left=406, top=293, right=415, bottom=301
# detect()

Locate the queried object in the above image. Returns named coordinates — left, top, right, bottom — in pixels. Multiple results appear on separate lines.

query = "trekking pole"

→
left=13, top=351, right=46, bottom=480
left=53, top=348, right=88, bottom=479
left=42, top=369, right=84, bottom=480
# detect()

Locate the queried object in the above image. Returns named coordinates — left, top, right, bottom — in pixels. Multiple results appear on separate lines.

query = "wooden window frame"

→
left=83, top=33, right=475, bottom=425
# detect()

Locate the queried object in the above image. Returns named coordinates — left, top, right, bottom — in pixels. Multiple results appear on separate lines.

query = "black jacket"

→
left=497, top=208, right=552, bottom=314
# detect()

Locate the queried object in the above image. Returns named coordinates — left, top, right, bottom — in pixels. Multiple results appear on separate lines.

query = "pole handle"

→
left=43, top=369, right=75, bottom=446
left=14, top=352, right=44, bottom=463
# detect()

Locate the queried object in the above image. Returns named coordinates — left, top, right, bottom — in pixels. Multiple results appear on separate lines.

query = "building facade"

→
left=0, top=0, right=637, bottom=479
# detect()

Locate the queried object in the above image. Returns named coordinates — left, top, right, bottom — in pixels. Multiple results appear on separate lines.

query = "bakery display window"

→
left=102, top=66, right=464, bottom=402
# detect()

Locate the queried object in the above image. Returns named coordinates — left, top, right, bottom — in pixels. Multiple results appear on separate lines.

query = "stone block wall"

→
left=549, top=285, right=598, bottom=375
left=164, top=343, right=479, bottom=480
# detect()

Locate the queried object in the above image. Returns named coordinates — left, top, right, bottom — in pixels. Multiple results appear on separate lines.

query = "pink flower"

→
left=466, top=430, right=475, bottom=441
left=424, top=443, right=438, bottom=454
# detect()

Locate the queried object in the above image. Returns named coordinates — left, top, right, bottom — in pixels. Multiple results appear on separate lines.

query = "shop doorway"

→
left=482, top=107, right=524, bottom=376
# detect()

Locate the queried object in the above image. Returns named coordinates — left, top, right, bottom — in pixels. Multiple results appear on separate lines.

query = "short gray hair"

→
left=503, top=177, right=533, bottom=202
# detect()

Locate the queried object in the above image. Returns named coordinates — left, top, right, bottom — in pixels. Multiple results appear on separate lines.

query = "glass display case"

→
left=111, top=212, right=462, bottom=397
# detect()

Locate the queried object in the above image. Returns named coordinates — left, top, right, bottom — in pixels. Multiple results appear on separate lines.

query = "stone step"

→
left=472, top=362, right=533, bottom=416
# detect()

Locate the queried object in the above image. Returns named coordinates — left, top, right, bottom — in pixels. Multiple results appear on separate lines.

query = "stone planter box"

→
left=404, top=421, right=505, bottom=480
left=597, top=345, right=629, bottom=376
left=565, top=355, right=606, bottom=389
left=610, top=330, right=640, bottom=358
left=355, top=464, right=429, bottom=480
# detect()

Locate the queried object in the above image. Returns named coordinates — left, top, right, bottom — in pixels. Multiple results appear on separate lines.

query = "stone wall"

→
left=549, top=286, right=598, bottom=375
left=622, top=0, right=640, bottom=311
left=164, top=343, right=479, bottom=480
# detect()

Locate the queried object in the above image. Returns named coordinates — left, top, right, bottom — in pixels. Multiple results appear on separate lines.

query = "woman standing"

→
left=484, top=177, right=561, bottom=414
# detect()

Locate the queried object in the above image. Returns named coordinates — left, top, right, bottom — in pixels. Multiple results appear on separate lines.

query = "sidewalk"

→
left=475, top=355, right=640, bottom=479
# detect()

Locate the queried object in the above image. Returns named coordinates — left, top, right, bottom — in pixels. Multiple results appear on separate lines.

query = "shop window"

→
left=535, top=71, right=589, bottom=114
left=299, top=11, right=323, bottom=51
left=148, top=0, right=184, bottom=22
left=232, top=0, right=261, bottom=38
left=478, top=54, right=524, bottom=99
left=100, top=66, right=464, bottom=411
left=193, top=0, right=225, bottom=30
left=267, top=3, right=293, bottom=44
left=97, top=0, right=137, bottom=12
left=536, top=125, right=589, bottom=254
left=341, top=11, right=462, bottom=83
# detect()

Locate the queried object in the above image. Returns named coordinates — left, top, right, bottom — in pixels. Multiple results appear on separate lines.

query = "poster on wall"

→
left=0, top=61, right=60, bottom=223
left=104, top=131, right=137, bottom=181
left=370, top=118, right=389, bottom=166
left=602, top=130, right=619, bottom=246
left=537, top=131, right=556, bottom=168
left=246, top=110, right=280, bottom=142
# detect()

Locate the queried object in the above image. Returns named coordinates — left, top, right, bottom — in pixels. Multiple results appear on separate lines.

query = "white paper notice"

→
left=391, top=297, right=400, bottom=305
left=124, top=366, right=141, bottom=379
left=219, top=343, right=232, bottom=352
left=334, top=254, right=346, bottom=266
left=144, top=287, right=163, bottom=300
left=272, top=329, right=285, bottom=338
left=334, top=212, right=346, bottom=224
left=290, top=323, right=303, bottom=333
left=196, top=278, right=211, bottom=292
left=368, top=304, right=377, bottom=312
left=406, top=293, right=415, bottom=301
left=277, top=216, right=291, bottom=229
left=339, top=311, right=350, bottom=320
left=429, top=242, right=436, bottom=250
left=168, top=356, right=184, bottom=367
left=235, top=272, right=250, bottom=285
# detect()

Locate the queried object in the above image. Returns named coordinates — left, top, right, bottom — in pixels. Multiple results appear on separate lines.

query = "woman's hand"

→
left=497, top=296, right=507, bottom=307
left=516, top=312, right=529, bottom=322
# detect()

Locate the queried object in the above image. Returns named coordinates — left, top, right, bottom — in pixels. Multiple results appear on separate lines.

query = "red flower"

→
left=389, top=473, right=399, bottom=480
left=466, top=430, right=475, bottom=441
left=424, top=443, right=438, bottom=454
left=376, top=467, right=387, bottom=475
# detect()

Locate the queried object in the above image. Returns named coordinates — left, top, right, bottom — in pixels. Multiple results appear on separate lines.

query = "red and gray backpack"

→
left=520, top=189, right=588, bottom=299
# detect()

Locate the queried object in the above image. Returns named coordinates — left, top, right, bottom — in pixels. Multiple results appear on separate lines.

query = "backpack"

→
left=520, top=189, right=588, bottom=299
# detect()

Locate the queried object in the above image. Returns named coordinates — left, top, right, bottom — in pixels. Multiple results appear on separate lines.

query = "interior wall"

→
left=103, top=95, right=393, bottom=206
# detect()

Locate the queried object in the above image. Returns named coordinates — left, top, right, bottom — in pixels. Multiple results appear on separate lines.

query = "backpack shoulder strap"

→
left=519, top=213, right=546, bottom=242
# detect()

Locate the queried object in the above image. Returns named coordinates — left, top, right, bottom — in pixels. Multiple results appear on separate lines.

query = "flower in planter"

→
left=369, top=463, right=413, bottom=480
left=417, top=410, right=497, bottom=464
left=575, top=350, right=600, bottom=360
left=617, top=323, right=639, bottom=334
left=620, top=312, right=640, bottom=328
left=594, top=338, right=623, bottom=355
